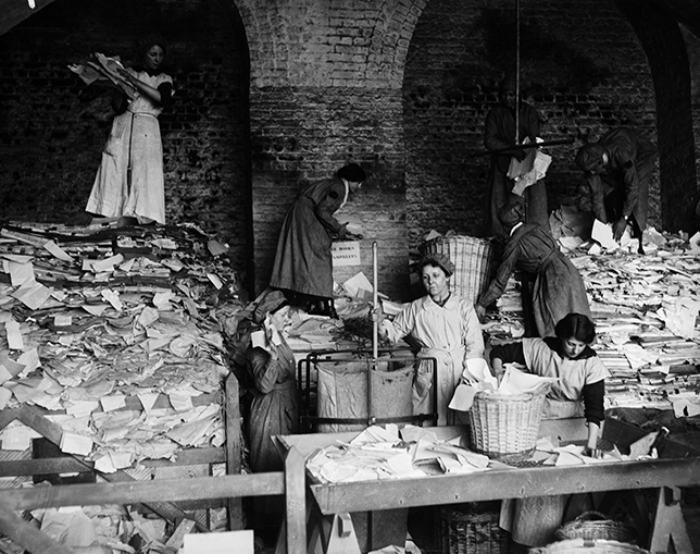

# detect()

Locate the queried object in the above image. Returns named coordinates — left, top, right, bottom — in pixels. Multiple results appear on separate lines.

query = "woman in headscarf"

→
left=476, top=201, right=591, bottom=338
left=83, top=34, right=174, bottom=225
left=243, top=296, right=298, bottom=545
left=269, top=163, right=366, bottom=318
left=378, top=253, right=485, bottom=425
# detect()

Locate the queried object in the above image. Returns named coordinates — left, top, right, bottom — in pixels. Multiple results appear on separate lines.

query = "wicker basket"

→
left=529, top=538, right=650, bottom=554
left=439, top=506, right=508, bottom=554
left=555, top=511, right=638, bottom=544
left=422, top=235, right=497, bottom=303
left=468, top=384, right=549, bottom=459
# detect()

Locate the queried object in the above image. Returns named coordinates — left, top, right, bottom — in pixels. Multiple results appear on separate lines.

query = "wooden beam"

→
left=225, top=372, right=244, bottom=530
left=285, top=446, right=306, bottom=553
left=0, top=498, right=73, bottom=554
left=1, top=472, right=285, bottom=511
left=309, top=457, right=700, bottom=515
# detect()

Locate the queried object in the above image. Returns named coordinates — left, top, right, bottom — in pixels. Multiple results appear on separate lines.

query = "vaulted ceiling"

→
left=1, top=0, right=700, bottom=40
left=0, top=0, right=56, bottom=37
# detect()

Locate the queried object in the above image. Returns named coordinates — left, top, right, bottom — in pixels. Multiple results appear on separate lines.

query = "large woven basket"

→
left=422, top=235, right=497, bottom=303
left=555, top=511, right=638, bottom=544
left=529, top=539, right=650, bottom=554
left=468, top=384, right=549, bottom=459
left=439, top=506, right=508, bottom=554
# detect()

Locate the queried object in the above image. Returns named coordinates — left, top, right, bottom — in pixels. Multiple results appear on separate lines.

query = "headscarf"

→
left=497, top=201, right=525, bottom=229
left=575, top=143, right=606, bottom=174
left=252, top=290, right=288, bottom=324
left=419, top=253, right=455, bottom=277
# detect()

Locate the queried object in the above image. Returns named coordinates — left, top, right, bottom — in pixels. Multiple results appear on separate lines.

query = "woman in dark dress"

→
left=269, top=163, right=366, bottom=317
left=476, top=201, right=591, bottom=338
left=244, top=300, right=298, bottom=545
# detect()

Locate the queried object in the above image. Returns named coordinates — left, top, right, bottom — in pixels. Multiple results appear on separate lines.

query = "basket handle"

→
left=573, top=510, right=613, bottom=522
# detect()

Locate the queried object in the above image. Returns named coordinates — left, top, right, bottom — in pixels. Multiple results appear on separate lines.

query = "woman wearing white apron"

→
left=380, top=253, right=485, bottom=425
left=490, top=313, right=611, bottom=547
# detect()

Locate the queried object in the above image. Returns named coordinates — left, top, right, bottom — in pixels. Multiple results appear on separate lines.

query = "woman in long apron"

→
left=81, top=35, right=174, bottom=224
left=380, top=253, right=485, bottom=425
left=489, top=313, right=611, bottom=547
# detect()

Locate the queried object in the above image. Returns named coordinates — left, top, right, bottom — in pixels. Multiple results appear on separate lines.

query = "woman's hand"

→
left=475, top=304, right=486, bottom=321
left=613, top=217, right=628, bottom=242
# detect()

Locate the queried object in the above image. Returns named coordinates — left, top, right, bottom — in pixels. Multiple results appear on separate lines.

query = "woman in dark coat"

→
left=476, top=201, right=591, bottom=338
left=575, top=127, right=656, bottom=254
left=484, top=76, right=547, bottom=239
left=269, top=163, right=366, bottom=317
left=244, top=300, right=298, bottom=544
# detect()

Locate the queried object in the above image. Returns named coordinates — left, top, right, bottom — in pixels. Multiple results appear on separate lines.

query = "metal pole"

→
left=368, top=241, right=378, bottom=426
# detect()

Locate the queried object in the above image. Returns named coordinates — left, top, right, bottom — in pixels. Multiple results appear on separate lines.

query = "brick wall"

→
left=240, top=0, right=424, bottom=299
left=2, top=0, right=700, bottom=302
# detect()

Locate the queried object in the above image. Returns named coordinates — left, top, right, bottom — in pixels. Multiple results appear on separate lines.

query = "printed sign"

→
left=332, top=241, right=361, bottom=267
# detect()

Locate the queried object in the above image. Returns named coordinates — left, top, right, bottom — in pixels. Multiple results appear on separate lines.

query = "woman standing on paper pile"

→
left=483, top=75, right=548, bottom=239
left=269, top=163, right=366, bottom=319
left=475, top=201, right=591, bottom=337
left=489, top=312, right=611, bottom=547
left=243, top=297, right=298, bottom=546
left=71, top=34, right=174, bottom=225
left=378, top=253, right=485, bottom=425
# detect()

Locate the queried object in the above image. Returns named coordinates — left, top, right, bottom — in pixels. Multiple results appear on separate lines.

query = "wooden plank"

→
left=285, top=447, right=307, bottom=554
left=1, top=472, right=285, bottom=511
left=0, top=457, right=91, bottom=477
left=309, top=457, right=700, bottom=515
left=0, top=448, right=226, bottom=478
left=225, top=372, right=244, bottom=530
left=0, top=497, right=73, bottom=554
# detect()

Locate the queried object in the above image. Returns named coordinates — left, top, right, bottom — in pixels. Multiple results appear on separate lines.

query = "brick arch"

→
left=233, top=0, right=428, bottom=88
left=616, top=0, right=698, bottom=233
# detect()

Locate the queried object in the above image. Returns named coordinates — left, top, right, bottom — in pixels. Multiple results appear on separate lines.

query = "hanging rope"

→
left=514, top=0, right=521, bottom=147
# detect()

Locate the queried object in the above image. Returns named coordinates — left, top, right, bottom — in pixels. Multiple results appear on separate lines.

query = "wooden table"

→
left=279, top=419, right=697, bottom=554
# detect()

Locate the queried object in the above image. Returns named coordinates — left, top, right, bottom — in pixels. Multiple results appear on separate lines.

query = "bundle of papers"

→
left=306, top=425, right=490, bottom=483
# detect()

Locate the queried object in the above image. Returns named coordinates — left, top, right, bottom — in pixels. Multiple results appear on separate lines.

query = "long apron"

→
left=413, top=345, right=467, bottom=426
left=501, top=399, right=584, bottom=546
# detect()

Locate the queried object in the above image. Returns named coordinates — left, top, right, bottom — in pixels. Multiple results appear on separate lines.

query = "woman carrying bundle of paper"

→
left=489, top=312, right=611, bottom=548
left=69, top=34, right=173, bottom=225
